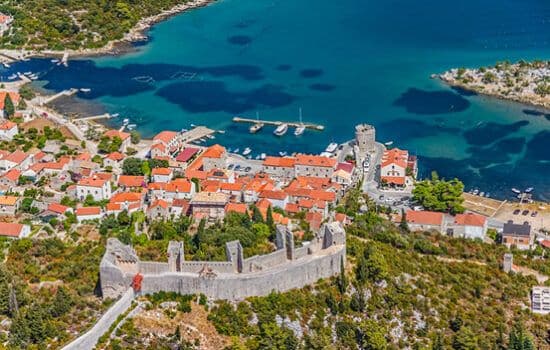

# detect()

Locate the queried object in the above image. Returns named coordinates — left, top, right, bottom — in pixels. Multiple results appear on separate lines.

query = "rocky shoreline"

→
left=10, top=0, right=216, bottom=60
left=436, top=61, right=550, bottom=110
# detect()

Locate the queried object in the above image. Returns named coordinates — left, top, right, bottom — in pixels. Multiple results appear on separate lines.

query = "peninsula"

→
left=437, top=60, right=550, bottom=109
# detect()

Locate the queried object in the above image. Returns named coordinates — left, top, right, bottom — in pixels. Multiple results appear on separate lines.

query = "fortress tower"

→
left=355, top=124, right=376, bottom=154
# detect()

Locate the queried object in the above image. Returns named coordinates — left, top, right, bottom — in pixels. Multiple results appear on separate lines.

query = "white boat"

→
left=250, top=123, right=264, bottom=133
left=217, top=130, right=226, bottom=134
left=279, top=151, right=287, bottom=157
left=234, top=148, right=240, bottom=154
left=525, top=187, right=534, bottom=193
left=255, top=155, right=260, bottom=160
left=242, top=147, right=252, bottom=156
left=127, top=124, right=137, bottom=130
left=384, top=141, right=394, bottom=146
left=274, top=123, right=288, bottom=136
left=2, top=63, right=10, bottom=68
left=190, top=123, right=196, bottom=127
left=479, top=192, right=485, bottom=197
left=206, top=134, right=215, bottom=140
left=24, top=71, right=32, bottom=76
left=122, top=118, right=130, bottom=125
left=51, top=59, right=59, bottom=63
left=29, top=74, right=38, bottom=80
left=7, top=74, right=17, bottom=80
left=260, top=153, right=266, bottom=160
left=473, top=189, right=479, bottom=195
left=511, top=188, right=521, bottom=194
left=111, top=113, right=120, bottom=118
left=294, top=108, right=305, bottom=136
left=325, top=142, right=338, bottom=153
left=80, top=88, right=91, bottom=93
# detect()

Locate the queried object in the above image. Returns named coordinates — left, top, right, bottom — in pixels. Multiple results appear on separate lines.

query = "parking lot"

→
left=227, top=155, right=263, bottom=175
left=493, top=202, right=549, bottom=234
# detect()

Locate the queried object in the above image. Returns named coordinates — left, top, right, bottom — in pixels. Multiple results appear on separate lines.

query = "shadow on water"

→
left=309, top=83, right=336, bottom=92
left=463, top=120, right=529, bottom=146
left=377, top=119, right=460, bottom=142
left=300, top=69, right=323, bottom=78
left=227, top=35, right=253, bottom=45
left=393, top=88, right=470, bottom=114
left=450, top=86, right=478, bottom=96
left=156, top=81, right=295, bottom=114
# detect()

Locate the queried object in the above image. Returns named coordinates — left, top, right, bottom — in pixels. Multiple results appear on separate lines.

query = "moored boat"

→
left=250, top=123, right=264, bottom=133
left=511, top=188, right=521, bottom=194
left=273, top=123, right=288, bottom=136
left=325, top=142, right=338, bottom=153
left=243, top=147, right=252, bottom=156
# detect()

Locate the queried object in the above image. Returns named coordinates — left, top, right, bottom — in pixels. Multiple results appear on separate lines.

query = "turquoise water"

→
left=5, top=0, right=550, bottom=199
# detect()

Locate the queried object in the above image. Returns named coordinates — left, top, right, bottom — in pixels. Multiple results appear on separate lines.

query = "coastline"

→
left=3, top=0, right=216, bottom=60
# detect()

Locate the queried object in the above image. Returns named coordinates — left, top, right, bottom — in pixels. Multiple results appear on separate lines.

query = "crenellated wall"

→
left=100, top=223, right=346, bottom=301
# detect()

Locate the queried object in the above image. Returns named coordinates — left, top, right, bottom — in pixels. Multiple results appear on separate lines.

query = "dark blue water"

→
left=3, top=0, right=550, bottom=200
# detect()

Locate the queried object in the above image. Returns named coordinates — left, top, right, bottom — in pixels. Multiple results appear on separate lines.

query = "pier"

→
left=181, top=126, right=216, bottom=143
left=41, top=88, right=78, bottom=105
left=77, top=113, right=114, bottom=122
left=232, top=117, right=325, bottom=131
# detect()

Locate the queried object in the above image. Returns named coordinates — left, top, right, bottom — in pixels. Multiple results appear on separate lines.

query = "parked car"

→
left=531, top=211, right=538, bottom=217
left=244, top=166, right=251, bottom=172
left=513, top=209, right=521, bottom=215
left=521, top=210, right=529, bottom=216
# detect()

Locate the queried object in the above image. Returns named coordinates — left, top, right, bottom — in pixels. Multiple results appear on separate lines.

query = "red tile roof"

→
left=3, top=168, right=20, bottom=182
left=78, top=177, right=108, bottom=188
left=454, top=213, right=486, bottom=227
left=0, top=120, right=17, bottom=130
left=202, top=144, right=226, bottom=159
left=295, top=154, right=336, bottom=167
left=263, top=156, right=296, bottom=168
left=153, top=131, right=178, bottom=144
left=151, top=167, right=172, bottom=176
left=336, top=162, right=354, bottom=173
left=106, top=152, right=125, bottom=161
left=76, top=207, right=101, bottom=216
left=406, top=210, right=443, bottom=226
left=104, top=130, right=130, bottom=141
left=259, top=190, right=288, bottom=200
left=225, top=203, right=248, bottom=214
left=110, top=192, right=143, bottom=203
left=150, top=199, right=169, bottom=209
left=381, top=176, right=405, bottom=185
left=0, top=223, right=25, bottom=237
left=381, top=148, right=408, bottom=168
left=176, top=147, right=199, bottom=162
left=48, top=203, right=70, bottom=214
left=118, top=175, right=145, bottom=188
left=4, top=150, right=27, bottom=164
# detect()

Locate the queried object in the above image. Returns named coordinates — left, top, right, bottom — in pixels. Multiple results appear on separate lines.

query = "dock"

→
left=41, top=88, right=78, bottom=105
left=77, top=113, right=114, bottom=122
left=232, top=117, right=324, bottom=131
left=181, top=126, right=216, bottom=143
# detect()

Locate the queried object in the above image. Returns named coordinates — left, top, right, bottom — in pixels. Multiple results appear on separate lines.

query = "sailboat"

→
left=294, top=107, right=306, bottom=136
left=249, top=111, right=264, bottom=133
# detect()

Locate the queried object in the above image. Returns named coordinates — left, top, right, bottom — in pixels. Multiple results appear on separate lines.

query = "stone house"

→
left=77, top=177, right=112, bottom=201
left=405, top=210, right=445, bottom=232
left=0, top=195, right=19, bottom=216
left=502, top=220, right=532, bottom=250
left=0, top=223, right=30, bottom=239
left=76, top=207, right=103, bottom=223
left=294, top=154, right=337, bottom=178
left=447, top=213, right=487, bottom=240
left=190, top=192, right=229, bottom=221
left=262, top=156, right=296, bottom=179
left=151, top=167, right=173, bottom=183
left=201, top=145, right=227, bottom=172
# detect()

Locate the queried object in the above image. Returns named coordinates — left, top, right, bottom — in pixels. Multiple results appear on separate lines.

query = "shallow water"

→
left=3, top=0, right=550, bottom=200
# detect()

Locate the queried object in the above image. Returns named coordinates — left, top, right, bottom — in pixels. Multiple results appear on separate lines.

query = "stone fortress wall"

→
left=100, top=223, right=346, bottom=301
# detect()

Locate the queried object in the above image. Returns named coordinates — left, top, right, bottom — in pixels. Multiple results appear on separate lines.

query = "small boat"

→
left=2, top=63, right=10, bottom=68
left=473, top=189, right=479, bottom=195
left=217, top=130, right=226, bottom=134
left=7, top=74, right=17, bottom=80
left=122, top=118, right=130, bottom=125
left=111, top=113, right=120, bottom=118
left=206, top=134, right=215, bottom=140
left=127, top=124, right=137, bottom=130
left=234, top=148, right=240, bottom=154
left=384, top=141, right=394, bottom=146
left=511, top=188, right=521, bottom=194
left=255, top=155, right=260, bottom=160
left=29, top=74, right=38, bottom=80
left=250, top=123, right=264, bottom=133
left=279, top=151, right=287, bottom=157
left=242, top=147, right=252, bottom=156
left=24, top=71, right=32, bottom=76
left=51, top=59, right=59, bottom=63
left=190, top=123, right=196, bottom=127
left=260, top=153, right=266, bottom=160
left=325, top=142, right=338, bottom=153
left=485, top=193, right=490, bottom=198
left=274, top=123, right=288, bottom=136
left=181, top=128, right=188, bottom=133
left=479, top=192, right=485, bottom=197
left=294, top=108, right=306, bottom=136
left=525, top=187, right=534, bottom=193
left=227, top=148, right=232, bottom=153
left=80, top=88, right=91, bottom=93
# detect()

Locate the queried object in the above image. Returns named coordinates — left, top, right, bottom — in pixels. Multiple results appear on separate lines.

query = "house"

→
left=0, top=195, right=19, bottom=216
left=206, top=169, right=234, bottom=183
left=118, top=175, right=146, bottom=190
left=39, top=203, right=73, bottom=221
left=531, top=286, right=550, bottom=315
left=0, top=168, right=20, bottom=187
left=0, top=223, right=30, bottom=238
left=294, top=154, right=337, bottom=178
left=0, top=91, right=20, bottom=118
left=405, top=210, right=445, bottom=232
left=148, top=178, right=194, bottom=201
left=0, top=150, right=31, bottom=171
left=76, top=207, right=103, bottom=223
left=0, top=120, right=18, bottom=140
left=448, top=213, right=487, bottom=240
left=170, top=199, right=190, bottom=217
left=259, top=190, right=289, bottom=210
left=502, top=220, right=533, bottom=250
left=225, top=202, right=248, bottom=215
left=153, top=131, right=180, bottom=153
left=201, top=145, right=227, bottom=171
left=0, top=14, right=13, bottom=35
left=147, top=199, right=170, bottom=221
left=103, top=130, right=131, bottom=152
left=262, top=157, right=296, bottom=179
left=151, top=167, right=173, bottom=183
left=190, top=192, right=229, bottom=221
left=380, top=148, right=410, bottom=187
left=104, top=152, right=125, bottom=169
left=77, top=177, right=112, bottom=201
left=150, top=143, right=167, bottom=158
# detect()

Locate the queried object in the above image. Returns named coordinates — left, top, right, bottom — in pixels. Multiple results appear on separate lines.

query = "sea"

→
left=2, top=0, right=550, bottom=200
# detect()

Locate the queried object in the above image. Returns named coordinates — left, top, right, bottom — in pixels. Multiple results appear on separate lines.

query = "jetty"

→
left=181, top=126, right=216, bottom=143
left=232, top=116, right=324, bottom=131
left=77, top=113, right=114, bottom=122
left=41, top=88, right=78, bottom=105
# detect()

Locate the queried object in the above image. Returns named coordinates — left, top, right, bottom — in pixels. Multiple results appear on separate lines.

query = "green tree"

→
left=4, top=94, right=15, bottom=118
left=130, top=130, right=141, bottom=144
left=452, top=326, right=478, bottom=350
left=251, top=205, right=264, bottom=223
left=50, top=287, right=73, bottom=317
left=509, top=322, right=535, bottom=350
left=412, top=172, right=465, bottom=214
left=266, top=205, right=275, bottom=230
left=359, top=320, right=387, bottom=350
left=122, top=157, right=144, bottom=175
left=399, top=208, right=409, bottom=232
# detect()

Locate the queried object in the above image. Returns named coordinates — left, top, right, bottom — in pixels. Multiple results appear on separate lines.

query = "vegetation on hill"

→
left=412, top=171, right=465, bottom=214
left=0, top=0, right=191, bottom=50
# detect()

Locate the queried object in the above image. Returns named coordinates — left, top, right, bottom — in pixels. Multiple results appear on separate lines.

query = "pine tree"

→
left=51, top=287, right=73, bottom=317
left=8, top=284, right=18, bottom=317
left=4, top=94, right=15, bottom=118
left=337, top=256, right=347, bottom=294
left=266, top=205, right=275, bottom=229
left=251, top=205, right=264, bottom=223
left=399, top=208, right=409, bottom=232
left=432, top=334, right=444, bottom=350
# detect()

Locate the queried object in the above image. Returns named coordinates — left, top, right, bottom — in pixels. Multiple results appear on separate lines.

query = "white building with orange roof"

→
left=0, top=150, right=32, bottom=171
left=76, top=207, right=103, bottom=223
left=150, top=142, right=168, bottom=158
left=258, top=190, right=289, bottom=210
left=448, top=213, right=488, bottom=240
left=0, top=168, right=20, bottom=187
left=206, top=168, right=235, bottom=183
left=380, top=148, right=417, bottom=188
left=0, top=195, right=20, bottom=216
left=243, top=175, right=275, bottom=203
left=77, top=177, right=112, bottom=201
left=151, top=167, right=173, bottom=183
left=0, top=120, right=18, bottom=140
left=103, top=130, right=131, bottom=152
left=104, top=151, right=125, bottom=169
left=262, top=156, right=296, bottom=179
left=148, top=178, right=194, bottom=201
left=405, top=210, right=445, bottom=232
left=0, top=13, right=13, bottom=35
left=0, top=223, right=30, bottom=239
left=147, top=199, right=170, bottom=220
left=153, top=131, right=180, bottom=153
left=117, top=175, right=145, bottom=190
left=294, top=154, right=337, bottom=178
left=201, top=144, right=227, bottom=171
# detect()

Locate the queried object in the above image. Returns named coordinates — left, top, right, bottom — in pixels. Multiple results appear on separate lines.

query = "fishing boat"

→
left=242, top=147, right=252, bottom=156
left=29, top=74, right=38, bottom=80
left=2, top=63, right=10, bottom=68
left=249, top=112, right=264, bottom=133
left=7, top=74, right=17, bottom=80
left=207, top=134, right=215, bottom=140
left=525, top=187, right=534, bottom=193
left=384, top=141, right=394, bottom=146
left=325, top=142, right=338, bottom=153
left=260, top=153, right=266, bottom=160
left=80, top=88, right=91, bottom=93
left=274, top=123, right=288, bottom=136
left=217, top=130, right=225, bottom=134
left=23, top=71, right=32, bottom=76
left=511, top=188, right=521, bottom=194
left=294, top=108, right=306, bottom=136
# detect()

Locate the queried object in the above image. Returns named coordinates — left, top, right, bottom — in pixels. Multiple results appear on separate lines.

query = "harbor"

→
left=232, top=116, right=325, bottom=131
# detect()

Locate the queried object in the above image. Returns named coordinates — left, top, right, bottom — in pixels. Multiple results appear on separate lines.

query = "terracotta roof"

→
left=0, top=195, right=18, bottom=206
left=285, top=203, right=300, bottom=213
left=4, top=150, right=27, bottom=164
left=336, top=162, right=354, bottom=173
left=153, top=131, right=178, bottom=144
left=150, top=199, right=169, bottom=209
left=176, top=147, right=199, bottom=163
left=78, top=177, right=108, bottom=188
left=48, top=203, right=70, bottom=214
left=225, top=203, right=248, bottom=214
left=151, top=167, right=172, bottom=176
left=0, top=120, right=17, bottom=130
left=106, top=203, right=122, bottom=212
left=308, top=190, right=336, bottom=202
left=305, top=212, right=323, bottom=231
left=259, top=190, right=288, bottom=200
left=3, top=169, right=20, bottom=182
left=0, top=223, right=25, bottom=237
left=118, top=175, right=145, bottom=187
left=106, top=152, right=125, bottom=161
left=220, top=182, right=244, bottom=191
left=202, top=144, right=226, bottom=159
left=406, top=210, right=444, bottom=226
left=454, top=213, right=486, bottom=227
left=190, top=191, right=228, bottom=204
left=381, top=176, right=406, bottom=185
left=295, top=154, right=337, bottom=167
left=75, top=152, right=91, bottom=161
left=110, top=192, right=143, bottom=203
left=381, top=148, right=408, bottom=168
left=335, top=213, right=347, bottom=223
left=92, top=172, right=113, bottom=181
left=263, top=156, right=296, bottom=168
left=76, top=207, right=101, bottom=216
left=150, top=143, right=166, bottom=152
left=104, top=130, right=130, bottom=141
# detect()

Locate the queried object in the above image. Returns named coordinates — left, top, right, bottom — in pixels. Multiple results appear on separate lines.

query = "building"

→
left=148, top=178, right=194, bottom=201
left=151, top=167, right=173, bottom=183
left=531, top=286, right=550, bottom=315
left=405, top=210, right=445, bottom=232
left=201, top=145, right=227, bottom=171
left=355, top=124, right=376, bottom=154
left=258, top=190, right=289, bottom=210
left=502, top=220, right=533, bottom=250
left=118, top=175, right=145, bottom=190
left=76, top=207, right=103, bottom=223
left=153, top=131, right=180, bottom=153
left=77, top=177, right=112, bottom=201
left=190, top=192, right=229, bottom=221
left=0, top=195, right=19, bottom=216
left=0, top=223, right=30, bottom=238
left=0, top=14, right=13, bottom=35
left=448, top=213, right=487, bottom=240
left=294, top=154, right=337, bottom=178
left=262, top=157, right=296, bottom=179
left=0, top=120, right=18, bottom=140
left=103, top=130, right=131, bottom=152
left=380, top=148, right=409, bottom=187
